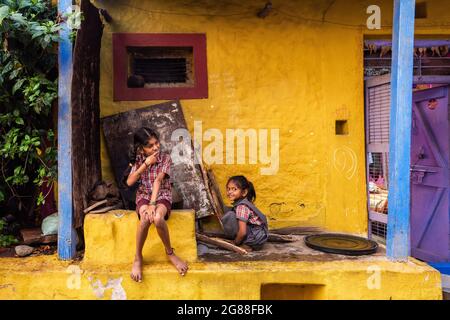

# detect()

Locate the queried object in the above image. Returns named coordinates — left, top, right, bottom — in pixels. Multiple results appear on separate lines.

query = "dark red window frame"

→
left=113, top=33, right=208, bottom=101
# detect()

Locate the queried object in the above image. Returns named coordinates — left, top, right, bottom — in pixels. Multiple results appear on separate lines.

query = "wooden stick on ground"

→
left=83, top=199, right=107, bottom=214
left=267, top=233, right=297, bottom=243
left=196, top=233, right=248, bottom=255
left=270, top=226, right=322, bottom=235
left=88, top=203, right=122, bottom=214
left=200, top=231, right=228, bottom=238
left=201, top=231, right=297, bottom=243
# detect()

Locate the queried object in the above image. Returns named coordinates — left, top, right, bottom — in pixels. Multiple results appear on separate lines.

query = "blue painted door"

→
left=410, top=86, right=450, bottom=262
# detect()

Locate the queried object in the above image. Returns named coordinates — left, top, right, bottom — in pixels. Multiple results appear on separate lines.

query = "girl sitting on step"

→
left=223, top=176, right=269, bottom=251
left=123, top=127, right=188, bottom=282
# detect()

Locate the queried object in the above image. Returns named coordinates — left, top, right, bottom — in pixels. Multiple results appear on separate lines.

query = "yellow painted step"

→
left=83, top=210, right=197, bottom=266
left=0, top=255, right=443, bottom=300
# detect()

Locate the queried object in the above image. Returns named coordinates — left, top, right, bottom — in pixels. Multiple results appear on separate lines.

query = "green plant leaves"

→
left=15, top=117, right=24, bottom=125
left=0, top=216, right=19, bottom=247
left=5, top=166, right=29, bottom=185
left=0, top=1, right=59, bottom=211
left=2, top=61, right=14, bottom=75
left=9, top=12, right=27, bottom=26
left=0, top=231, right=18, bottom=247
left=0, top=6, right=9, bottom=25
left=36, top=191, right=44, bottom=205
left=0, top=219, right=16, bottom=248
left=12, top=78, right=26, bottom=94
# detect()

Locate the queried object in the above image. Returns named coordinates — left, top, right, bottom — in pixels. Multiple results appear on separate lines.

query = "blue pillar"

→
left=387, top=0, right=416, bottom=261
left=57, top=0, right=76, bottom=260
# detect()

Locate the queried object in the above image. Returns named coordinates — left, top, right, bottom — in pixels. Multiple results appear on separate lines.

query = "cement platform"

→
left=0, top=210, right=443, bottom=300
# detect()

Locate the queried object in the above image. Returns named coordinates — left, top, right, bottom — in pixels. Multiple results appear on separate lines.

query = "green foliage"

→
left=0, top=218, right=18, bottom=247
left=0, top=0, right=61, bottom=212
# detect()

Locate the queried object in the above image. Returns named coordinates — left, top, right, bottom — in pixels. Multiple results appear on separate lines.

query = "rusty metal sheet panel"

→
left=101, top=100, right=213, bottom=219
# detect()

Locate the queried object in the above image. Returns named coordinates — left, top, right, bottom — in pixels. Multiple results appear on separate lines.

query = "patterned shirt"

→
left=235, top=204, right=263, bottom=226
left=131, top=152, right=172, bottom=204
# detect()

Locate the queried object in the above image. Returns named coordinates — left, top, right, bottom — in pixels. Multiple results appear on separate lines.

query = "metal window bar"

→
left=364, top=56, right=450, bottom=77
left=133, top=58, right=188, bottom=83
left=370, top=220, right=388, bottom=243
left=366, top=81, right=391, bottom=240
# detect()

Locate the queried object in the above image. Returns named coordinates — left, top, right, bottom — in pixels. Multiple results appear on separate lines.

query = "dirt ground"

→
left=1, top=234, right=385, bottom=263
left=0, top=244, right=57, bottom=258
left=197, top=235, right=386, bottom=263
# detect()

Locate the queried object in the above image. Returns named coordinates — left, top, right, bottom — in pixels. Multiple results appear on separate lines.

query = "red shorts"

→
left=136, top=199, right=171, bottom=221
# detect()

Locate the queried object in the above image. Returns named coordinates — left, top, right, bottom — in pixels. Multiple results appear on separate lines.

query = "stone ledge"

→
left=0, top=256, right=443, bottom=300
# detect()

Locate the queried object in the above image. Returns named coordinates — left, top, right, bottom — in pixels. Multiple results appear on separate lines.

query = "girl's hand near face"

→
left=144, top=151, right=159, bottom=167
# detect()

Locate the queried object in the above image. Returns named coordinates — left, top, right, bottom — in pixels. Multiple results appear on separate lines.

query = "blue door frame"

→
left=386, top=0, right=416, bottom=261
left=57, top=0, right=77, bottom=260
left=56, top=0, right=418, bottom=261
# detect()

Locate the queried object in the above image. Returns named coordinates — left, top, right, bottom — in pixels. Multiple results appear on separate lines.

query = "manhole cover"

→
left=304, top=234, right=378, bottom=256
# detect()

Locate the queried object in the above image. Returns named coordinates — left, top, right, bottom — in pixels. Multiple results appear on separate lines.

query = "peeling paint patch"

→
left=113, top=212, right=125, bottom=219
left=0, top=284, right=14, bottom=290
left=88, top=277, right=127, bottom=300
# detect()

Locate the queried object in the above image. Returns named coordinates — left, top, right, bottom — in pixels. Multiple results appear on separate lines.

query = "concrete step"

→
left=83, top=210, right=197, bottom=266
left=0, top=255, right=443, bottom=300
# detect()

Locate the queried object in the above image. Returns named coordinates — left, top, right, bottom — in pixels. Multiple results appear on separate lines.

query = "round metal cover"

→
left=304, top=234, right=378, bottom=256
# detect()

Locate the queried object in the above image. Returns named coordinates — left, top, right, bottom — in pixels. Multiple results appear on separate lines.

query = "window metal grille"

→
left=368, top=84, right=391, bottom=144
left=133, top=58, right=188, bottom=84
left=371, top=220, right=387, bottom=239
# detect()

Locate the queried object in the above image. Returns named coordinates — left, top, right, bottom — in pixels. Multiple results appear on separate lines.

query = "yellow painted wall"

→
left=92, top=0, right=450, bottom=234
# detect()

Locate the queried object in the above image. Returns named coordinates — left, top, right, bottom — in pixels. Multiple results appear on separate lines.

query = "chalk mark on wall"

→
left=345, top=207, right=358, bottom=217
left=0, top=284, right=13, bottom=290
left=269, top=202, right=294, bottom=216
left=333, top=146, right=358, bottom=180
left=366, top=265, right=382, bottom=290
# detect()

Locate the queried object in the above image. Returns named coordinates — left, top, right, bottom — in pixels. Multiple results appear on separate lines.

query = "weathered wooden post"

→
left=57, top=0, right=77, bottom=260
left=387, top=0, right=416, bottom=261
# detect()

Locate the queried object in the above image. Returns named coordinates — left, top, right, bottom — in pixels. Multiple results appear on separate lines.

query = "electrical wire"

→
left=105, top=1, right=364, bottom=26
left=273, top=8, right=364, bottom=29
left=106, top=1, right=256, bottom=17
left=99, top=2, right=450, bottom=30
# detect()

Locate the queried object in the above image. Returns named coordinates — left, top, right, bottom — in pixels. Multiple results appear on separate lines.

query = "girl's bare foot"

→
left=130, top=256, right=143, bottom=282
left=241, top=244, right=253, bottom=252
left=166, top=248, right=188, bottom=276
